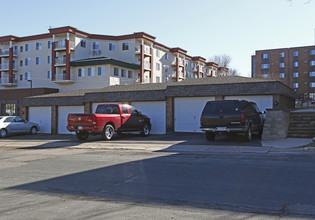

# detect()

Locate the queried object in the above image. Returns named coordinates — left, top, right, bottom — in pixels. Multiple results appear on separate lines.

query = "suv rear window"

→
left=95, top=105, right=120, bottom=114
left=203, top=101, right=240, bottom=114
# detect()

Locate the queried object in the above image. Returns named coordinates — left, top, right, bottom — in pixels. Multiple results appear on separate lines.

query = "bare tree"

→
left=228, top=68, right=239, bottom=76
left=208, top=54, right=231, bottom=68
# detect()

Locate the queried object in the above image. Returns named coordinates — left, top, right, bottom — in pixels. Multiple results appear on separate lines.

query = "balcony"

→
left=53, top=72, right=74, bottom=84
left=172, top=71, right=185, bottom=79
left=0, top=63, right=17, bottom=71
left=0, top=76, right=18, bottom=87
left=55, top=57, right=67, bottom=66
left=172, top=58, right=184, bottom=66
left=193, top=66, right=198, bottom=72
left=144, top=61, right=151, bottom=71
left=54, top=41, right=75, bottom=51
left=0, top=48, right=18, bottom=57
left=143, top=45, right=151, bottom=56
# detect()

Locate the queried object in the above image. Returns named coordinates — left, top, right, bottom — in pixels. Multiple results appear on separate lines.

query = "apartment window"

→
left=279, top=63, right=285, bottom=68
left=81, top=40, right=86, bottom=48
left=261, top=64, right=269, bottom=69
left=293, top=83, right=299, bottom=89
left=310, top=50, right=315, bottom=55
left=310, top=71, right=315, bottom=77
left=310, top=61, right=315, bottom=66
left=36, top=57, right=41, bottom=65
left=1, top=104, right=16, bottom=116
left=156, top=49, right=160, bottom=58
left=279, top=73, right=285, bottom=79
left=310, top=82, right=315, bottom=88
left=165, top=53, right=168, bottom=60
left=279, top=52, right=284, bottom=57
left=48, top=56, right=51, bottom=64
left=36, top=42, right=42, bottom=50
left=293, top=61, right=298, bottom=67
left=122, top=42, right=129, bottom=50
left=25, top=44, right=30, bottom=52
left=78, top=68, right=85, bottom=77
left=25, top=58, right=31, bottom=66
left=262, top=53, right=269, bottom=59
left=165, top=67, right=168, bottom=73
left=20, top=46, right=23, bottom=52
left=113, top=67, right=119, bottom=76
left=48, top=41, right=52, bottom=49
left=293, top=51, right=298, bottom=56
left=261, top=74, right=269, bottom=79
left=25, top=72, right=31, bottom=80
left=310, top=93, right=315, bottom=101
left=92, top=42, right=99, bottom=50
left=109, top=43, right=116, bottom=51
left=47, top=70, right=51, bottom=79
left=128, top=70, right=133, bottom=78
left=20, top=75, right=23, bottom=81
left=88, top=67, right=95, bottom=76
left=98, top=66, right=105, bottom=76
left=121, top=69, right=126, bottom=77
left=156, top=63, right=160, bottom=71
left=20, top=60, right=23, bottom=67
left=156, top=76, right=160, bottom=83
left=293, top=72, right=299, bottom=78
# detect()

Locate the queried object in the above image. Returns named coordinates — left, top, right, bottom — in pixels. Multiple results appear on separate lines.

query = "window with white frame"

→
left=293, top=72, right=299, bottom=78
left=113, top=67, right=119, bottom=76
left=36, top=57, right=41, bottom=65
left=293, top=61, right=298, bottom=67
left=20, top=60, right=23, bottom=67
left=88, top=67, right=95, bottom=76
left=36, top=42, right=42, bottom=50
left=310, top=50, right=315, bottom=55
left=279, top=73, right=285, bottom=78
left=293, top=51, right=298, bottom=56
left=98, top=66, right=105, bottom=76
left=279, top=63, right=285, bottom=68
left=47, top=70, right=51, bottom=79
left=128, top=70, right=133, bottom=78
left=156, top=63, right=160, bottom=71
left=310, top=61, right=315, bottom=66
left=310, top=82, right=315, bottom=88
left=165, top=67, right=168, bottom=73
left=20, top=46, right=23, bottom=52
left=78, top=68, right=85, bottom=77
left=156, top=49, right=160, bottom=58
left=293, top=83, right=299, bottom=89
left=25, top=44, right=30, bottom=52
left=122, top=43, right=129, bottom=50
left=48, top=41, right=52, bottom=49
left=310, top=71, right=315, bottom=77
left=279, top=52, right=284, bottom=57
left=261, top=64, right=269, bottom=69
left=81, top=40, right=86, bottom=48
left=121, top=69, right=126, bottom=77
left=25, top=58, right=31, bottom=66
left=48, top=56, right=51, bottom=64
left=156, top=76, right=160, bottom=83
left=25, top=72, right=31, bottom=80
left=92, top=42, right=99, bottom=50
left=165, top=53, right=168, bottom=60
left=262, top=53, right=269, bottom=59
left=109, top=43, right=116, bottom=51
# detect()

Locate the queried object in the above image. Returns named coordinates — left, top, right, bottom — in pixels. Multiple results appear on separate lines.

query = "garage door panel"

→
left=131, top=101, right=166, bottom=134
left=29, top=107, right=51, bottom=134
left=224, top=96, right=273, bottom=112
left=58, top=106, right=84, bottom=134
left=174, top=97, right=215, bottom=133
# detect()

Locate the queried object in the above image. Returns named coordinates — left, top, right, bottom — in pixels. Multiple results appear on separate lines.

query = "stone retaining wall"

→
left=262, top=109, right=290, bottom=140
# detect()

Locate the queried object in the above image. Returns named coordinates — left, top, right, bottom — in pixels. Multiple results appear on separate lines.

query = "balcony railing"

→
left=144, top=61, right=151, bottom=70
left=143, top=45, right=151, bottom=56
left=172, top=58, right=184, bottom=66
left=55, top=57, right=67, bottom=66
left=55, top=41, right=75, bottom=50
left=0, top=48, right=18, bottom=57
left=0, top=63, right=17, bottom=71
left=53, top=72, right=74, bottom=84
left=0, top=76, right=18, bottom=86
left=172, top=71, right=184, bottom=79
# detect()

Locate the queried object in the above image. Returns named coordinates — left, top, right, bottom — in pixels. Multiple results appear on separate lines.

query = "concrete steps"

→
left=287, top=111, right=315, bottom=138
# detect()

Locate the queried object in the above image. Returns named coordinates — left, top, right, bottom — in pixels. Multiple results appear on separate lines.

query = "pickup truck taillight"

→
left=241, top=113, right=245, bottom=123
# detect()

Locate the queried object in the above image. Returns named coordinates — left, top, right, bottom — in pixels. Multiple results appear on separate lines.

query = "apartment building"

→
left=251, top=45, right=315, bottom=104
left=0, top=26, right=219, bottom=116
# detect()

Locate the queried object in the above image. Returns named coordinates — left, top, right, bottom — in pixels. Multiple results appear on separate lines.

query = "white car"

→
left=0, top=116, right=40, bottom=138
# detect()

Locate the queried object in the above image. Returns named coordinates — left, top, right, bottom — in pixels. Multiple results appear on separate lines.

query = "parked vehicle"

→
left=0, top=116, right=40, bottom=138
left=67, top=104, right=151, bottom=141
left=200, top=100, right=265, bottom=141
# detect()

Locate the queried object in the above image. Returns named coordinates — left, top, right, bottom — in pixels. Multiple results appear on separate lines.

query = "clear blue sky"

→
left=1, top=0, right=314, bottom=77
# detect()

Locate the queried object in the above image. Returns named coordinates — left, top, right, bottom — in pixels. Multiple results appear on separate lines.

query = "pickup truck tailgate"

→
left=67, top=114, right=96, bottom=126
left=201, top=113, right=242, bottom=127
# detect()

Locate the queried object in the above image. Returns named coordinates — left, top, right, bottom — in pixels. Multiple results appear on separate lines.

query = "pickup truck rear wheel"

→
left=76, top=132, right=89, bottom=141
left=206, top=132, right=215, bottom=141
left=140, top=123, right=150, bottom=137
left=103, top=124, right=115, bottom=140
left=245, top=126, right=252, bottom=141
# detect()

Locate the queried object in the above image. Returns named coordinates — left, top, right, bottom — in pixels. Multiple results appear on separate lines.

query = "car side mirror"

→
left=260, top=111, right=266, bottom=114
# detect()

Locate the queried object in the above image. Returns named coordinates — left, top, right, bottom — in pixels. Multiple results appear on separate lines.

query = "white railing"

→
left=135, top=47, right=141, bottom=54
left=55, top=41, right=75, bottom=50
left=143, top=45, right=151, bottom=55
left=0, top=76, right=17, bottom=84
left=55, top=73, right=67, bottom=81
left=144, top=61, right=151, bottom=70
left=0, top=63, right=9, bottom=70
left=0, top=48, right=17, bottom=56
left=55, top=57, right=66, bottom=65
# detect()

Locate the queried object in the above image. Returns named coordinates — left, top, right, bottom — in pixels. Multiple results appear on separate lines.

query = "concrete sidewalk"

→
left=262, top=138, right=313, bottom=148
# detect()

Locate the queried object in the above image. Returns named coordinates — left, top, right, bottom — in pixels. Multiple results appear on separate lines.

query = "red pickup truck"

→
left=67, top=104, right=151, bottom=141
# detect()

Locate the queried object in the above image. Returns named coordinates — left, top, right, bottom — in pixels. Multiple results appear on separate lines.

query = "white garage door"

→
left=131, top=101, right=166, bottom=134
left=224, top=96, right=273, bottom=112
left=58, top=106, right=84, bottom=134
left=29, top=107, right=51, bottom=133
left=174, top=97, right=215, bottom=133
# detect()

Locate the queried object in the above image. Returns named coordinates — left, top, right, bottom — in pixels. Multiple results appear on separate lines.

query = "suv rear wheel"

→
left=206, top=132, right=215, bottom=141
left=245, top=125, right=252, bottom=141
